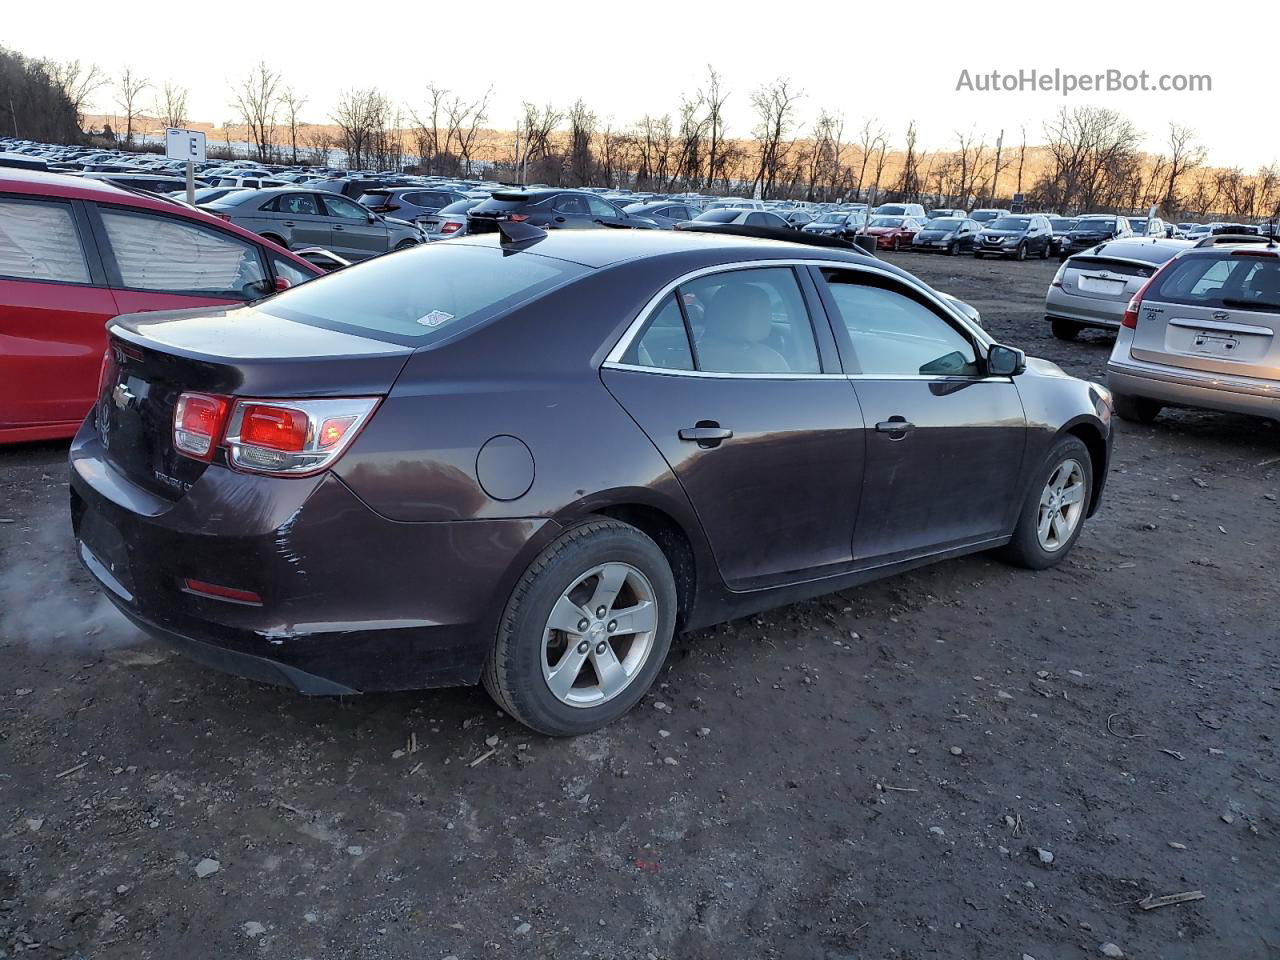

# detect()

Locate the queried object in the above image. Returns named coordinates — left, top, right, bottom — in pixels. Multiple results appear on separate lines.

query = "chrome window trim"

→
left=602, top=361, right=1012, bottom=385
left=605, top=257, right=992, bottom=367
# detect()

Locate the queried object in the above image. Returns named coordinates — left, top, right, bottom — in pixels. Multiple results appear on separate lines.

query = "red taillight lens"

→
left=318, top=415, right=357, bottom=449
left=96, top=349, right=113, bottom=398
left=239, top=403, right=309, bottom=451
left=508, top=214, right=529, bottom=222
left=173, top=393, right=231, bottom=461
left=209, top=213, right=232, bottom=222
left=1122, top=261, right=1174, bottom=329
left=440, top=221, right=462, bottom=234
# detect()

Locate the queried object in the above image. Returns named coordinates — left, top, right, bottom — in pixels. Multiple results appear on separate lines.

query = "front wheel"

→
left=482, top=519, right=677, bottom=736
left=1040, top=240, right=1050, bottom=259
left=947, top=240, right=959, bottom=256
left=1001, top=436, right=1092, bottom=570
left=1014, top=242, right=1027, bottom=262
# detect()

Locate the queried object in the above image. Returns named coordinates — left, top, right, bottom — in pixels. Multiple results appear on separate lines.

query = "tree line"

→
left=13, top=49, right=1280, bottom=221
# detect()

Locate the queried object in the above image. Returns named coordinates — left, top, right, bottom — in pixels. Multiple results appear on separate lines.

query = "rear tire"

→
left=1040, top=241, right=1050, bottom=259
left=1050, top=318, right=1082, bottom=341
left=482, top=519, right=677, bottom=736
left=1112, top=393, right=1163, bottom=425
left=1001, top=435, right=1092, bottom=570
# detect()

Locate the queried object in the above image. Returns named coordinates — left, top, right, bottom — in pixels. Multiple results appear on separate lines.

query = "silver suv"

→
left=1107, top=236, right=1280, bottom=423
left=202, top=187, right=424, bottom=261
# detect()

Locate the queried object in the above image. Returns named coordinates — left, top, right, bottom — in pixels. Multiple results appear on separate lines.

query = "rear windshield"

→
left=1148, top=254, right=1280, bottom=313
left=436, top=199, right=477, bottom=215
left=695, top=209, right=741, bottom=222
left=259, top=243, right=588, bottom=345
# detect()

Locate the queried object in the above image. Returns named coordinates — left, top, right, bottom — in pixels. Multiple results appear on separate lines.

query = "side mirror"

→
left=274, top=276, right=291, bottom=292
left=987, top=344, right=1026, bottom=377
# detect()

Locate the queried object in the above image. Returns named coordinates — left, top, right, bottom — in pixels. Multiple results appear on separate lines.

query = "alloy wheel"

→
left=540, top=562, right=658, bottom=708
left=1036, top=459, right=1086, bottom=552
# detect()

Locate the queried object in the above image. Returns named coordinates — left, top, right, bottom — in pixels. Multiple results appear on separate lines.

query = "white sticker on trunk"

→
left=417, top=310, right=455, bottom=328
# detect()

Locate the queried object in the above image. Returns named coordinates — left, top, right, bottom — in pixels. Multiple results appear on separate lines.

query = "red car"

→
left=0, top=170, right=323, bottom=444
left=865, top=215, right=924, bottom=251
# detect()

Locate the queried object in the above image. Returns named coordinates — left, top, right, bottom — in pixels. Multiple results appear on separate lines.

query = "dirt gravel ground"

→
left=1, top=252, right=1278, bottom=960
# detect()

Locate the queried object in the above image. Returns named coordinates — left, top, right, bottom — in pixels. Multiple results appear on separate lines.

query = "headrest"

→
left=703, top=283, right=772, bottom=342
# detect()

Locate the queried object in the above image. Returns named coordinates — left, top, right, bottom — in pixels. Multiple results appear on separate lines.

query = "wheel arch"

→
left=1059, top=418, right=1109, bottom=516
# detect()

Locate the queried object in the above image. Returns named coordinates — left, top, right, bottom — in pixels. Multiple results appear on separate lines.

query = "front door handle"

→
left=679, top=424, right=733, bottom=447
left=875, top=417, right=915, bottom=438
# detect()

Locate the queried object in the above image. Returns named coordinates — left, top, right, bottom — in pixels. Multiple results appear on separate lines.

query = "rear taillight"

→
left=181, top=578, right=263, bottom=606
left=173, top=395, right=377, bottom=474
left=1051, top=263, right=1067, bottom=288
left=440, top=221, right=462, bottom=234
left=223, top=397, right=379, bottom=475
left=1231, top=249, right=1279, bottom=258
left=508, top=214, right=529, bottom=222
left=173, top=393, right=231, bottom=461
left=209, top=212, right=232, bottom=222
left=96, top=349, right=114, bottom=398
left=1121, top=260, right=1174, bottom=329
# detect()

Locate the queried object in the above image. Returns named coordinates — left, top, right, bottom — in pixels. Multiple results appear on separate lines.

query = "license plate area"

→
left=79, top=511, right=135, bottom=599
left=1191, top=332, right=1241, bottom=356
left=1078, top=275, right=1126, bottom=295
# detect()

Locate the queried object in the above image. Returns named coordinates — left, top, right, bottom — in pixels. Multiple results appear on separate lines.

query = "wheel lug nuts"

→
left=577, top=618, right=589, bottom=631
left=576, top=641, right=590, bottom=655
left=607, top=620, right=617, bottom=633
left=595, top=642, right=607, bottom=655
left=595, top=606, right=606, bottom=618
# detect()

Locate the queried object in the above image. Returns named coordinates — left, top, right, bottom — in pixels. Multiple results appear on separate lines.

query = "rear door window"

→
left=0, top=197, right=91, bottom=283
left=622, top=294, right=694, bottom=370
left=321, top=195, right=371, bottom=220
left=681, top=267, right=820, bottom=374
left=98, top=207, right=268, bottom=298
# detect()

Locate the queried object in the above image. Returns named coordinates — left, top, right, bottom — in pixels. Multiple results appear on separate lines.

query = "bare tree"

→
left=444, top=86, right=492, bottom=176
left=565, top=99, right=597, bottom=186
left=231, top=62, right=282, bottom=162
left=45, top=59, right=107, bottom=129
left=278, top=88, right=307, bottom=164
left=854, top=119, right=886, bottom=201
left=1160, top=122, right=1206, bottom=216
left=895, top=121, right=922, bottom=200
left=332, top=87, right=397, bottom=170
left=512, top=101, right=561, bottom=184
left=700, top=66, right=730, bottom=190
left=114, top=67, right=150, bottom=147
left=408, top=84, right=450, bottom=174
left=154, top=81, right=188, bottom=129
left=1034, top=106, right=1141, bottom=212
left=750, top=78, right=802, bottom=199
left=634, top=113, right=674, bottom=190
left=1015, top=125, right=1028, bottom=197
left=304, top=126, right=334, bottom=166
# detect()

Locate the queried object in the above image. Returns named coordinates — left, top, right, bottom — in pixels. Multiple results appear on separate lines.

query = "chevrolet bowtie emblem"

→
left=112, top=383, right=135, bottom=410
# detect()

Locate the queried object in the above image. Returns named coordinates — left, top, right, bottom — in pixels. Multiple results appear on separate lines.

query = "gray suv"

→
left=203, top=188, right=424, bottom=261
left=1107, top=236, right=1280, bottom=423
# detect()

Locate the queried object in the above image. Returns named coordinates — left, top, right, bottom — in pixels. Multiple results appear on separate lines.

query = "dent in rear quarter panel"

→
left=1015, top=365, right=1114, bottom=515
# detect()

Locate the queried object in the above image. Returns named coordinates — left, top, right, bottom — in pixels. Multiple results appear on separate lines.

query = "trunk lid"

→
left=1129, top=251, right=1280, bottom=374
left=1062, top=255, right=1155, bottom=304
left=96, top=303, right=412, bottom=499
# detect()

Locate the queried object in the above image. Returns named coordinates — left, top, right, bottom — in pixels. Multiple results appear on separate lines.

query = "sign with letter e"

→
left=165, top=128, right=207, bottom=163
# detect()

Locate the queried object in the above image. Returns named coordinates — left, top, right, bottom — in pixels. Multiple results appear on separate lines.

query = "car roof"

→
left=447, top=227, right=896, bottom=273
left=1077, top=237, right=1192, bottom=259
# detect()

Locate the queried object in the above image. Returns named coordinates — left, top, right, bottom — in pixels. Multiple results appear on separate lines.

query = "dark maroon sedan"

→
left=71, top=228, right=1114, bottom=735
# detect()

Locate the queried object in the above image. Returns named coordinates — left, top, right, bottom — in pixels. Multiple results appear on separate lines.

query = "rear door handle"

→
left=679, top=425, right=733, bottom=446
left=875, top=418, right=915, bottom=437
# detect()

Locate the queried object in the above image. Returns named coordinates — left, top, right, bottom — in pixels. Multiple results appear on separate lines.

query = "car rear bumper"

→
left=1107, top=355, right=1280, bottom=419
left=69, top=424, right=553, bottom=693
left=1045, top=288, right=1126, bottom=329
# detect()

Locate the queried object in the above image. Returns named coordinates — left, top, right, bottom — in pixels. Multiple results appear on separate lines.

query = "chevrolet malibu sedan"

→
left=71, top=229, right=1114, bottom=735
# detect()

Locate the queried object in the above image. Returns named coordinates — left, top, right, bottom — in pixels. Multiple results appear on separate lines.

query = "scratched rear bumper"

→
left=69, top=424, right=549, bottom=692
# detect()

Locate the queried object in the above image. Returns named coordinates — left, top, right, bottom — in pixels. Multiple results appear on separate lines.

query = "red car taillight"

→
left=508, top=214, right=529, bottom=222
left=173, top=395, right=377, bottom=474
left=173, top=393, right=231, bottom=461
left=440, top=221, right=462, bottom=234
left=1121, top=260, right=1173, bottom=329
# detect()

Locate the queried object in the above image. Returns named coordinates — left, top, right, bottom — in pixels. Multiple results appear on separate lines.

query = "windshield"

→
left=1074, top=217, right=1115, bottom=231
left=875, top=205, right=907, bottom=215
left=928, top=218, right=963, bottom=229
left=989, top=217, right=1030, bottom=231
left=259, top=244, right=588, bottom=345
left=816, top=213, right=847, bottom=224
left=1048, top=218, right=1073, bottom=230
left=695, top=209, right=742, bottom=223
left=869, top=216, right=905, bottom=227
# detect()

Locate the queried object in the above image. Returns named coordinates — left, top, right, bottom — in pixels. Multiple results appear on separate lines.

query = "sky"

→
left=7, top=0, right=1275, bottom=169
